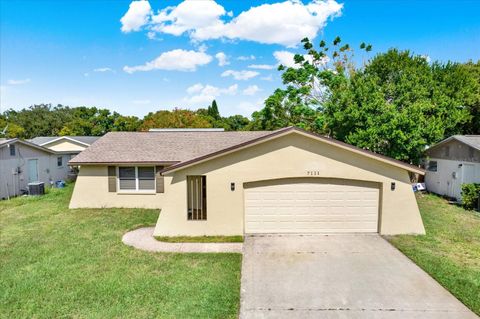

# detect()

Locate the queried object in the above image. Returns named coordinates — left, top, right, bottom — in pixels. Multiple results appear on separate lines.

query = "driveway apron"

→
left=239, top=234, right=477, bottom=319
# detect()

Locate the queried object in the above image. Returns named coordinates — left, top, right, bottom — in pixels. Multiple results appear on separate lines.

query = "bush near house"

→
left=461, top=183, right=480, bottom=210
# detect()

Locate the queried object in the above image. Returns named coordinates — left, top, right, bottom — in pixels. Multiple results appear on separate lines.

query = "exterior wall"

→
left=154, top=133, right=425, bottom=236
left=426, top=140, right=480, bottom=163
left=69, top=165, right=166, bottom=209
left=0, top=143, right=69, bottom=200
left=43, top=140, right=87, bottom=152
left=425, top=158, right=480, bottom=200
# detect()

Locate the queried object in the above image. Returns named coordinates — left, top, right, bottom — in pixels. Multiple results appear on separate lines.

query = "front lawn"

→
left=387, top=193, right=480, bottom=315
left=0, top=185, right=241, bottom=318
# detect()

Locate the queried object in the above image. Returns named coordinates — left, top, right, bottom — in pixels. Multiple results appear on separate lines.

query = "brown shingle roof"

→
left=69, top=131, right=272, bottom=165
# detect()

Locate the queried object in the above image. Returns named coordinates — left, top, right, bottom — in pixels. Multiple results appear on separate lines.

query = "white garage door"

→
left=244, top=181, right=379, bottom=233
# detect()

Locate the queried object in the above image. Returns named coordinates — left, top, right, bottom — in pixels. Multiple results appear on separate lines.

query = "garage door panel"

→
left=244, top=181, right=379, bottom=233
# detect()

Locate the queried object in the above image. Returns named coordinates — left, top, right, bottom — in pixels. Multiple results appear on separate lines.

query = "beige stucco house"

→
left=69, top=127, right=426, bottom=236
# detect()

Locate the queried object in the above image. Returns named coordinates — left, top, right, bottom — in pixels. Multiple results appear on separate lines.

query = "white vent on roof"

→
left=148, top=128, right=225, bottom=132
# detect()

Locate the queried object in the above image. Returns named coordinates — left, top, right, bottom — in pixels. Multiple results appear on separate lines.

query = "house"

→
left=69, top=127, right=426, bottom=236
left=0, top=138, right=68, bottom=199
left=424, top=135, right=480, bottom=201
left=29, top=135, right=99, bottom=159
left=29, top=136, right=100, bottom=180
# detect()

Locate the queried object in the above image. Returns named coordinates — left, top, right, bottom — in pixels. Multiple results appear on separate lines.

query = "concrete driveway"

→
left=240, top=234, right=477, bottom=319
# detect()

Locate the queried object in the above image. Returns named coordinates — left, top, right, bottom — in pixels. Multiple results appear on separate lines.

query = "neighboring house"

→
left=69, top=127, right=426, bottom=236
left=29, top=135, right=99, bottom=158
left=424, top=135, right=480, bottom=201
left=29, top=136, right=100, bottom=180
left=0, top=138, right=68, bottom=199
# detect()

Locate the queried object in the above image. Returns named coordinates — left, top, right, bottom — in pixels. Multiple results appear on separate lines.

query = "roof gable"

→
left=426, top=135, right=480, bottom=153
left=162, top=127, right=424, bottom=175
left=0, top=138, right=56, bottom=154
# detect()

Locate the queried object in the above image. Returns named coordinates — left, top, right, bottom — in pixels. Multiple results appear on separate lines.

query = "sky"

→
left=1, top=0, right=479, bottom=118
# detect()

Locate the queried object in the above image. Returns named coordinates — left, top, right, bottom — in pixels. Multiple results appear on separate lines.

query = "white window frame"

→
left=116, top=166, right=156, bottom=194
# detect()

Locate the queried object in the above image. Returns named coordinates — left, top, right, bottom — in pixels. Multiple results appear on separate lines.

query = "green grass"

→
left=0, top=185, right=242, bottom=319
left=155, top=235, right=244, bottom=243
left=387, top=193, right=480, bottom=316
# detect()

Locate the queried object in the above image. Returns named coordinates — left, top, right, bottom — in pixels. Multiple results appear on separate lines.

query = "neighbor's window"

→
left=427, top=161, right=438, bottom=172
left=118, top=166, right=155, bottom=191
left=9, top=144, right=15, bottom=156
left=57, top=156, right=63, bottom=167
left=187, top=176, right=207, bottom=220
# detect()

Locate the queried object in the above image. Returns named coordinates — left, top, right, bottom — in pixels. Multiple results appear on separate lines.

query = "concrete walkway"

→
left=122, top=227, right=243, bottom=253
left=240, top=234, right=477, bottom=319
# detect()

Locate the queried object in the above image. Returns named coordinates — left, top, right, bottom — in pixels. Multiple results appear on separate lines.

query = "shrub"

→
left=461, top=183, right=480, bottom=210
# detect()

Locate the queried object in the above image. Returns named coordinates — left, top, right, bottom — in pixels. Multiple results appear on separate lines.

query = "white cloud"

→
left=7, top=78, right=31, bottom=85
left=215, top=52, right=229, bottom=66
left=184, top=83, right=238, bottom=104
left=186, top=83, right=204, bottom=94
left=248, top=64, right=275, bottom=70
left=221, top=70, right=259, bottom=80
left=132, top=99, right=151, bottom=104
left=237, top=55, right=256, bottom=61
left=132, top=0, right=342, bottom=47
left=243, top=85, right=261, bottom=96
left=120, top=0, right=152, bottom=33
left=93, top=67, right=114, bottom=73
left=151, top=0, right=226, bottom=36
left=123, top=49, right=212, bottom=73
left=274, top=50, right=317, bottom=68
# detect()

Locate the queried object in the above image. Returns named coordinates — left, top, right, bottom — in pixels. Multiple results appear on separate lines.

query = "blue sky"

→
left=1, top=0, right=479, bottom=117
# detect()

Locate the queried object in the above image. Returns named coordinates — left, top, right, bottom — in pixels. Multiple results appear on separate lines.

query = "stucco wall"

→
left=69, top=165, right=166, bottom=209
left=153, top=133, right=425, bottom=236
left=0, top=143, right=70, bottom=199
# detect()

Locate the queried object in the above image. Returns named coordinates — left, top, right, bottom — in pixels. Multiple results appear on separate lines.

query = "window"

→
left=118, top=166, right=155, bottom=192
left=427, top=161, right=438, bottom=172
left=9, top=144, right=15, bottom=156
left=187, top=176, right=207, bottom=220
left=57, top=156, right=63, bottom=167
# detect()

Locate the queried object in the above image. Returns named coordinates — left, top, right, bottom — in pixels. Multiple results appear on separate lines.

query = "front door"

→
left=28, top=159, right=39, bottom=182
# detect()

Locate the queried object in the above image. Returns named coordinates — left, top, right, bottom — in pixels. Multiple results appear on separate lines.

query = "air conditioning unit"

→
left=28, top=182, right=45, bottom=196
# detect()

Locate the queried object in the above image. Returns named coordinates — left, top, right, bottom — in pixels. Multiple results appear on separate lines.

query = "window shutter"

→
left=108, top=166, right=116, bottom=192
left=156, top=166, right=164, bottom=193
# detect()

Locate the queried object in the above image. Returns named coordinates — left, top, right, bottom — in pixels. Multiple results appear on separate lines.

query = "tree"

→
left=139, top=109, right=212, bottom=131
left=207, top=100, right=221, bottom=120
left=0, top=115, right=25, bottom=138
left=256, top=37, right=475, bottom=164
left=3, top=104, right=74, bottom=138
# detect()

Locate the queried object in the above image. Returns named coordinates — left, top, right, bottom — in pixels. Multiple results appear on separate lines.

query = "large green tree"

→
left=254, top=37, right=477, bottom=164
left=139, top=108, right=212, bottom=131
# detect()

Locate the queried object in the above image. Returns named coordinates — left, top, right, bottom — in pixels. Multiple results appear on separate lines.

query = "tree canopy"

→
left=250, top=37, right=479, bottom=164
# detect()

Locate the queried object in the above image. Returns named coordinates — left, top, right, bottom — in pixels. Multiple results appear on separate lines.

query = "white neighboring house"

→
left=0, top=139, right=64, bottom=199
left=425, top=135, right=480, bottom=201
left=1, top=136, right=99, bottom=200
